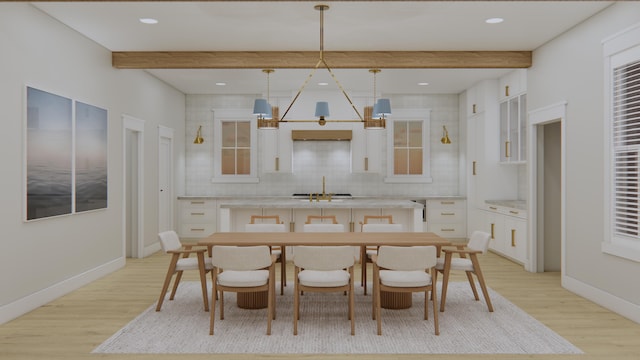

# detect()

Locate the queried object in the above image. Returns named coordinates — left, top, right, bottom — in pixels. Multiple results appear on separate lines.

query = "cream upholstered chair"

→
left=209, top=245, right=276, bottom=335
left=359, top=215, right=403, bottom=295
left=246, top=215, right=287, bottom=295
left=303, top=215, right=344, bottom=232
left=293, top=246, right=355, bottom=335
left=372, top=246, right=439, bottom=335
left=434, top=230, right=493, bottom=312
left=156, top=230, right=214, bottom=312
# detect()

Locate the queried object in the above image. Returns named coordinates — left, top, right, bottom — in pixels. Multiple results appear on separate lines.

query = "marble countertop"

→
left=214, top=197, right=424, bottom=209
left=485, top=199, right=527, bottom=210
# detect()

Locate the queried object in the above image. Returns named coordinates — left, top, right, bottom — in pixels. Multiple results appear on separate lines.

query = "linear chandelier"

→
left=255, top=4, right=391, bottom=128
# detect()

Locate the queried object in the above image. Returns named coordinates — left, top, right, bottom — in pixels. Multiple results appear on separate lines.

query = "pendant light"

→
left=255, top=69, right=279, bottom=129
left=364, top=69, right=388, bottom=129
left=279, top=4, right=364, bottom=125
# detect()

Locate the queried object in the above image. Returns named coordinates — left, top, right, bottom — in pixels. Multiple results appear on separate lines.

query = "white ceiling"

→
left=33, top=1, right=613, bottom=95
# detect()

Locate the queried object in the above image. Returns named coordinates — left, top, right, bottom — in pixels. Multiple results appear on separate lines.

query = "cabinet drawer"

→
left=180, top=208, right=216, bottom=223
left=428, top=222, right=467, bottom=238
left=427, top=209, right=466, bottom=223
left=180, top=223, right=216, bottom=238
left=427, top=199, right=465, bottom=209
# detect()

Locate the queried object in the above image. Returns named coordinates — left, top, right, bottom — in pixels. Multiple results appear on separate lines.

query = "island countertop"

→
left=214, top=197, right=424, bottom=209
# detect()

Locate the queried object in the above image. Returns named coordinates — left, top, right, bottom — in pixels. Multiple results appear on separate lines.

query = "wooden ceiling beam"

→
left=112, top=51, right=531, bottom=69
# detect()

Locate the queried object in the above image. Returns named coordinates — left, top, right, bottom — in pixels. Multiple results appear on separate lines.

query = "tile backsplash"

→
left=184, top=93, right=462, bottom=197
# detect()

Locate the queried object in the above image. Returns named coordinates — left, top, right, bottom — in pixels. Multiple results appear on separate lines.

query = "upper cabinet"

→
left=352, top=125, right=382, bottom=173
left=260, top=123, right=292, bottom=173
left=498, top=69, right=527, bottom=103
left=498, top=69, right=528, bottom=164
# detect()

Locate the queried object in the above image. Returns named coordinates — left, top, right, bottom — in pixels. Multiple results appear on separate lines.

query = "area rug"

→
left=93, top=281, right=582, bottom=354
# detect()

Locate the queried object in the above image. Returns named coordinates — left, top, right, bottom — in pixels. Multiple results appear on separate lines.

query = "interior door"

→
left=158, top=127, right=174, bottom=233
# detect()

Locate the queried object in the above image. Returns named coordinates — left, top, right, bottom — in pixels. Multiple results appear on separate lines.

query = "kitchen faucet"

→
left=309, top=176, right=333, bottom=201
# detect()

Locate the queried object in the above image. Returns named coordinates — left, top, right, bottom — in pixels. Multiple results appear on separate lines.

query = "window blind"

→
left=613, top=60, right=640, bottom=239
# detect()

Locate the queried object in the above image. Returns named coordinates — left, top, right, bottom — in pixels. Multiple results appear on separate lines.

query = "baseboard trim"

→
left=0, top=257, right=125, bottom=325
left=562, top=274, right=640, bottom=324
left=144, top=241, right=161, bottom=258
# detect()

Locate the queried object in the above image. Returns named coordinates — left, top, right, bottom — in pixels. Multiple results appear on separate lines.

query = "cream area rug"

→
left=93, top=281, right=582, bottom=354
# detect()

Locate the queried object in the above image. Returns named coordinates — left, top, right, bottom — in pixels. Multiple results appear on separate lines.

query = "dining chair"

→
left=359, top=215, right=403, bottom=295
left=292, top=246, right=355, bottom=335
left=303, top=215, right=344, bottom=233
left=209, top=245, right=276, bottom=335
left=156, top=230, right=213, bottom=312
left=434, top=230, right=493, bottom=312
left=372, top=245, right=439, bottom=335
left=246, top=215, right=287, bottom=295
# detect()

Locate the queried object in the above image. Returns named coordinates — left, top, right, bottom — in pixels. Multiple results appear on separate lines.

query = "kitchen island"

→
left=216, top=197, right=424, bottom=232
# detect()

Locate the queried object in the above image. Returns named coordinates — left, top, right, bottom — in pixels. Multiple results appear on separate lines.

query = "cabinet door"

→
left=499, top=101, right=509, bottom=162
left=352, top=126, right=381, bottom=173
left=508, top=97, right=520, bottom=161
left=519, top=94, right=527, bottom=161
left=504, top=216, right=527, bottom=263
left=484, top=210, right=505, bottom=254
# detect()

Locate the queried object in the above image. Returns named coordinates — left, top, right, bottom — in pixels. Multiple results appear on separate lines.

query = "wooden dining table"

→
left=198, top=231, right=451, bottom=309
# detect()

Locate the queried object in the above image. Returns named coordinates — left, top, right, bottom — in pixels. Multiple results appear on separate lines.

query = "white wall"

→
left=0, top=3, right=186, bottom=323
left=528, top=2, right=640, bottom=319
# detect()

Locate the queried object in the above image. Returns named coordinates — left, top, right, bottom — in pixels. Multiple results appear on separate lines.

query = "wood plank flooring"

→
left=1, top=250, right=639, bottom=360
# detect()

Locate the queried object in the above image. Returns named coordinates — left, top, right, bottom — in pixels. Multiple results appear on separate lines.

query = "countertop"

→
left=485, top=199, right=527, bottom=210
left=215, top=197, right=424, bottom=209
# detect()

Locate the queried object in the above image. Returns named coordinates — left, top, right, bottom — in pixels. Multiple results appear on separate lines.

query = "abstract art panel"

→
left=75, top=101, right=108, bottom=212
left=26, top=87, right=73, bottom=220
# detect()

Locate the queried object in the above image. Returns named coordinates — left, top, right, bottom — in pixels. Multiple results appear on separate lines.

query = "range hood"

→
left=291, top=130, right=352, bottom=141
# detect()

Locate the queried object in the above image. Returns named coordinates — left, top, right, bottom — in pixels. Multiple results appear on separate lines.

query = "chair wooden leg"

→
left=170, top=271, right=183, bottom=301
left=293, top=276, right=299, bottom=335
left=267, top=267, right=274, bottom=335
left=156, top=253, right=179, bottom=311
left=424, top=289, right=429, bottom=320
left=209, top=277, right=217, bottom=335
left=439, top=252, right=453, bottom=312
left=376, top=283, right=382, bottom=335
left=280, top=250, right=286, bottom=295
left=466, top=271, right=480, bottom=300
left=432, top=285, right=440, bottom=335
left=349, top=279, right=355, bottom=336
left=197, top=252, right=210, bottom=312
left=220, top=289, right=225, bottom=320
left=470, top=255, right=494, bottom=312
left=360, top=246, right=366, bottom=287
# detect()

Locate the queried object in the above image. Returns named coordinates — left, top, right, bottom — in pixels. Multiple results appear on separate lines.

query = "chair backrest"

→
left=305, top=215, right=338, bottom=224
left=363, top=215, right=393, bottom=224
left=158, top=230, right=182, bottom=253
left=376, top=246, right=437, bottom=271
left=245, top=223, right=287, bottom=233
left=303, top=223, right=344, bottom=232
left=250, top=215, right=282, bottom=224
left=362, top=223, right=403, bottom=232
left=467, top=231, right=491, bottom=254
left=211, top=245, right=272, bottom=271
left=293, top=246, right=354, bottom=270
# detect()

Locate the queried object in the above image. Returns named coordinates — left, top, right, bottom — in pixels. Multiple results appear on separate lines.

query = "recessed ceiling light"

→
left=485, top=17, right=504, bottom=24
left=139, top=18, right=158, bottom=24
left=418, top=82, right=430, bottom=86
left=318, top=82, right=329, bottom=86
left=215, top=82, right=227, bottom=86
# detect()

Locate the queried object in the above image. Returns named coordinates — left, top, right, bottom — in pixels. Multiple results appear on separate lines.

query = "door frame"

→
left=122, top=114, right=145, bottom=259
left=527, top=101, right=567, bottom=273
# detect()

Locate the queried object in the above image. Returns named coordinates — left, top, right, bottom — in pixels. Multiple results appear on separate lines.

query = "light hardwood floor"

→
left=1, top=250, right=639, bottom=360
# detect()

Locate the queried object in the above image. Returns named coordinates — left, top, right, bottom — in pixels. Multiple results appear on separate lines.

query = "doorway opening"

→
left=123, top=115, right=145, bottom=258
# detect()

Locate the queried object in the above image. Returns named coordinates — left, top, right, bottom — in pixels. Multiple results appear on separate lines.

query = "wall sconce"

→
left=441, top=125, right=452, bottom=144
left=193, top=125, right=204, bottom=144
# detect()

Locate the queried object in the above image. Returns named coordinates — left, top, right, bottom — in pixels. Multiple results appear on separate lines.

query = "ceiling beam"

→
left=112, top=51, right=531, bottom=69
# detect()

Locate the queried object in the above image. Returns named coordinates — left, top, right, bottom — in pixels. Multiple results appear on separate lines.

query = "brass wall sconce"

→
left=193, top=125, right=204, bottom=144
left=441, top=125, right=452, bottom=144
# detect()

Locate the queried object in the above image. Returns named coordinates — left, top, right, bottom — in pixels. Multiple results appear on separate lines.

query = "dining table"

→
left=198, top=231, right=451, bottom=309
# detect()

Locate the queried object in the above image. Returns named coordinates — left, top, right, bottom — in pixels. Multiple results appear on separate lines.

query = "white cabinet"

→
left=465, top=80, right=519, bottom=215
left=499, top=94, right=527, bottom=163
left=259, top=123, right=291, bottom=173
left=178, top=199, right=217, bottom=238
left=498, top=69, right=527, bottom=103
left=426, top=199, right=467, bottom=239
left=351, top=126, right=382, bottom=173
left=481, top=204, right=527, bottom=265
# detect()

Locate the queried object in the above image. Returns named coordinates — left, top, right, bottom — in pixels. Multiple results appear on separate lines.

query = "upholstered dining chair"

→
left=303, top=215, right=344, bottom=233
left=359, top=215, right=403, bottom=295
left=209, top=245, right=276, bottom=335
left=292, top=246, right=356, bottom=335
left=156, top=230, right=213, bottom=312
left=434, top=230, right=493, bottom=312
left=372, top=245, right=439, bottom=335
left=246, top=215, right=287, bottom=295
